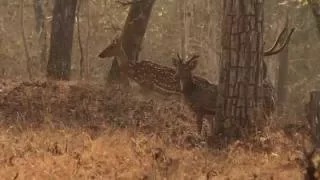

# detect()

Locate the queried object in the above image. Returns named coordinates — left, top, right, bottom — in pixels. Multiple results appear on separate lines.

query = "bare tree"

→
left=20, top=0, right=32, bottom=79
left=47, top=0, right=78, bottom=80
left=277, top=13, right=290, bottom=114
left=33, top=0, right=47, bottom=73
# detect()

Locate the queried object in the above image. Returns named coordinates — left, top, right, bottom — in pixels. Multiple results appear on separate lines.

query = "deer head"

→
left=98, top=38, right=121, bottom=58
left=172, top=54, right=200, bottom=92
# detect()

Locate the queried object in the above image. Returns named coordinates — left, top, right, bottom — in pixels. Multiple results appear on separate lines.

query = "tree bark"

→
left=305, top=91, right=320, bottom=143
left=33, top=0, right=47, bottom=73
left=33, top=0, right=44, bottom=34
left=215, top=0, right=265, bottom=140
left=307, top=0, right=320, bottom=38
left=104, top=0, right=155, bottom=84
left=120, top=0, right=155, bottom=63
left=47, top=0, right=78, bottom=80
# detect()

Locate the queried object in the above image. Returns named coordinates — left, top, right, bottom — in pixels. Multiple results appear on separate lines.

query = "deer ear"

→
left=187, top=59, right=198, bottom=70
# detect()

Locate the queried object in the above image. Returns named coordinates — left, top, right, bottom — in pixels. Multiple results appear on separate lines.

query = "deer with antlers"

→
left=171, top=27, right=295, bottom=135
left=98, top=26, right=295, bottom=135
left=172, top=54, right=217, bottom=135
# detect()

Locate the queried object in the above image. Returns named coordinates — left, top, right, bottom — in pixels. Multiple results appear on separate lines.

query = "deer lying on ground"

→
left=172, top=54, right=217, bottom=135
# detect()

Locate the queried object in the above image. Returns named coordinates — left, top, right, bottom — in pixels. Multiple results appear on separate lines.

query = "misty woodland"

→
left=1, top=0, right=320, bottom=179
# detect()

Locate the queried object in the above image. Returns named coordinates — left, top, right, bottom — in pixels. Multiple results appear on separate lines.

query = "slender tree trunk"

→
left=47, top=0, right=78, bottom=80
left=33, top=0, right=47, bottom=73
left=215, top=0, right=265, bottom=141
left=33, top=0, right=44, bottom=34
left=120, top=0, right=155, bottom=63
left=305, top=91, right=320, bottom=143
left=277, top=13, right=289, bottom=114
left=178, top=0, right=189, bottom=58
left=307, top=0, right=320, bottom=38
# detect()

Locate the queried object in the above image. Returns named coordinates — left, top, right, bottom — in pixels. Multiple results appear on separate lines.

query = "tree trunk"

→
left=33, top=0, right=44, bottom=34
left=104, top=0, right=155, bottom=84
left=307, top=0, right=320, bottom=38
left=121, top=0, right=155, bottom=63
left=305, top=91, right=320, bottom=143
left=215, top=0, right=265, bottom=140
left=47, top=0, right=78, bottom=80
left=177, top=0, right=190, bottom=58
left=33, top=0, right=47, bottom=73
left=277, top=14, right=289, bottom=114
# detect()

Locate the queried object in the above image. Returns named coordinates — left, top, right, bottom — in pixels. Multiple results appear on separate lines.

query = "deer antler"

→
left=188, top=55, right=200, bottom=62
left=263, top=27, right=295, bottom=56
left=264, top=27, right=288, bottom=54
left=177, top=53, right=183, bottom=61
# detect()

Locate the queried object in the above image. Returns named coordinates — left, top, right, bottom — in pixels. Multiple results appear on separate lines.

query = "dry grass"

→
left=0, top=79, right=309, bottom=180
left=0, top=125, right=305, bottom=180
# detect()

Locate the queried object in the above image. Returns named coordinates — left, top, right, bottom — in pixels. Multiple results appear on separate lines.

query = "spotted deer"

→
left=128, top=60, right=215, bottom=96
left=172, top=54, right=217, bottom=134
left=98, top=37, right=130, bottom=86
left=99, top=37, right=214, bottom=95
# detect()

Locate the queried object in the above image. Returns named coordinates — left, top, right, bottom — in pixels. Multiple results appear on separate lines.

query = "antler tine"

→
left=264, top=27, right=288, bottom=55
left=188, top=55, right=200, bottom=62
left=264, top=27, right=296, bottom=56
left=264, top=28, right=295, bottom=56
left=176, top=53, right=183, bottom=61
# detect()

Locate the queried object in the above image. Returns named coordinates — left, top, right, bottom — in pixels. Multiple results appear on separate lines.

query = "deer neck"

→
left=118, top=43, right=129, bottom=64
left=181, top=76, right=196, bottom=95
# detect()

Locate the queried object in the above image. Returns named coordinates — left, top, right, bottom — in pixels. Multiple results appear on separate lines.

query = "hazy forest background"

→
left=1, top=0, right=318, bottom=113
left=0, top=0, right=319, bottom=179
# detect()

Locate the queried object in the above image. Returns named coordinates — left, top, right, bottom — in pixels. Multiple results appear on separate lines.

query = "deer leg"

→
left=119, top=63, right=130, bottom=87
left=196, top=112, right=204, bottom=135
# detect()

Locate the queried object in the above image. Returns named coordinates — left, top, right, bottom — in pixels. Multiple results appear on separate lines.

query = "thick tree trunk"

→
left=120, top=0, right=155, bottom=63
left=103, top=0, right=155, bottom=85
left=215, top=0, right=265, bottom=140
left=177, top=0, right=190, bottom=58
left=47, top=0, right=78, bottom=80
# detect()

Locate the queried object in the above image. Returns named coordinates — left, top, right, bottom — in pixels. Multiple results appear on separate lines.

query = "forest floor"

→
left=0, top=79, right=310, bottom=180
